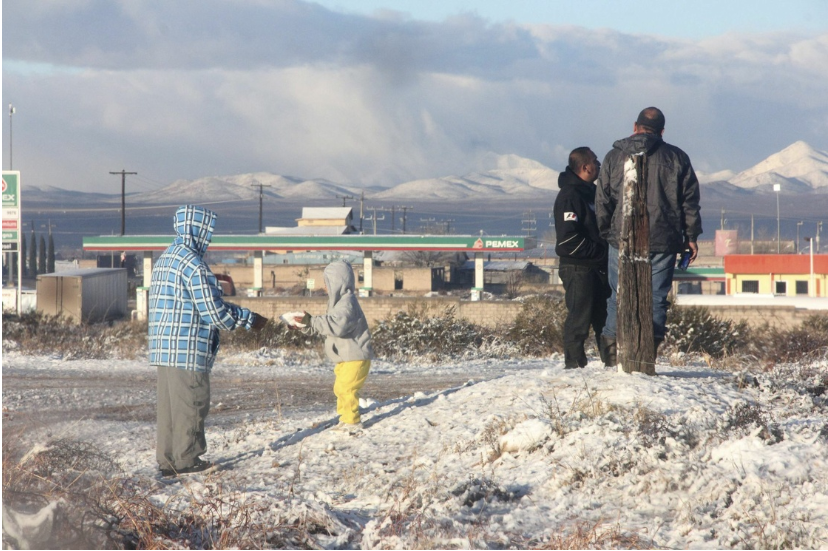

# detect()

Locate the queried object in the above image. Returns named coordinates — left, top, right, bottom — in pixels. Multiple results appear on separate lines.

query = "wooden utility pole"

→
left=110, top=170, right=137, bottom=235
left=365, top=207, right=385, bottom=235
left=250, top=181, right=271, bottom=233
left=398, top=206, right=414, bottom=234
left=336, top=194, right=355, bottom=207
left=359, top=190, right=365, bottom=234
left=616, top=154, right=656, bottom=375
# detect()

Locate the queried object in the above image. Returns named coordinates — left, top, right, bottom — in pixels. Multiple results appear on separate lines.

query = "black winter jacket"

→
left=595, top=133, right=702, bottom=254
left=554, top=167, right=607, bottom=269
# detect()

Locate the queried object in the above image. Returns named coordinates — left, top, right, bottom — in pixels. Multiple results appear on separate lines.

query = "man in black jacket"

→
left=554, top=147, right=610, bottom=369
left=595, top=107, right=702, bottom=365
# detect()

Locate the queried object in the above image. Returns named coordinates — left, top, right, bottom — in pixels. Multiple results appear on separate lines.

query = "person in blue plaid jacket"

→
left=149, top=205, right=267, bottom=477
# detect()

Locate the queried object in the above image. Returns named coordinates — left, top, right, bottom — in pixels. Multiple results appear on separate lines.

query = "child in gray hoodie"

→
left=294, top=260, right=373, bottom=431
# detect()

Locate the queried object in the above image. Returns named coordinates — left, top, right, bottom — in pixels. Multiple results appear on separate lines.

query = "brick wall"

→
left=235, top=295, right=522, bottom=327
left=232, top=295, right=825, bottom=329
left=215, top=263, right=438, bottom=293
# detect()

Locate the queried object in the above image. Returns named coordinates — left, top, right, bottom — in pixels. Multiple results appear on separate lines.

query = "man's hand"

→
left=249, top=313, right=268, bottom=331
left=688, top=242, right=699, bottom=263
left=294, top=312, right=311, bottom=327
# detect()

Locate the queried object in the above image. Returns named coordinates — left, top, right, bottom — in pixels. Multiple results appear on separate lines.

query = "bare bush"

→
left=722, top=402, right=783, bottom=443
left=508, top=295, right=566, bottom=356
left=2, top=311, right=148, bottom=360
left=746, top=317, right=828, bottom=365
left=527, top=520, right=652, bottom=549
left=372, top=303, right=496, bottom=362
left=665, top=305, right=749, bottom=358
left=221, top=316, right=323, bottom=353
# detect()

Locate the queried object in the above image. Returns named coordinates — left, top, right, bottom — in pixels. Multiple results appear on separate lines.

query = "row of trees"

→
left=19, top=231, right=56, bottom=277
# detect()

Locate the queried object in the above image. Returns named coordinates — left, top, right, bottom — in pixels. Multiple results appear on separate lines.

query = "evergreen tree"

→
left=29, top=231, right=38, bottom=277
left=47, top=233, right=55, bottom=274
left=38, top=235, right=47, bottom=275
left=20, top=232, right=27, bottom=277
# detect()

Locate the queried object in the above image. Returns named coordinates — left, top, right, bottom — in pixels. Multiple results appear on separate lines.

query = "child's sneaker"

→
left=332, top=422, right=363, bottom=435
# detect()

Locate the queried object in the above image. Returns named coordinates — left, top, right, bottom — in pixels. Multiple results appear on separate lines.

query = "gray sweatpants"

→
left=156, top=365, right=211, bottom=471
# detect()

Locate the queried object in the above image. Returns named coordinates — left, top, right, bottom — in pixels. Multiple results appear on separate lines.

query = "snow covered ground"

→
left=3, top=350, right=828, bottom=549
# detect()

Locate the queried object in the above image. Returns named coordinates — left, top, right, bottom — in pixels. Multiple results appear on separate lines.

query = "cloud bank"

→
left=3, top=0, right=828, bottom=192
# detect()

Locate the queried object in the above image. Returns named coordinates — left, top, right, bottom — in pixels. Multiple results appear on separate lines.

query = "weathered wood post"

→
left=617, top=154, right=656, bottom=375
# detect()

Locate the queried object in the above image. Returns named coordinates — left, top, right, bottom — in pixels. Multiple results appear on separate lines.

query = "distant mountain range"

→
left=22, top=141, right=828, bottom=205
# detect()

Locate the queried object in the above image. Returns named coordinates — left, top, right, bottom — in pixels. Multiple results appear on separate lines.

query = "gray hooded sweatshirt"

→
left=310, top=260, right=373, bottom=363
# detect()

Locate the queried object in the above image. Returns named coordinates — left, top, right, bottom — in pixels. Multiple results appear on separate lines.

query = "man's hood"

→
left=173, top=205, right=216, bottom=257
left=323, top=260, right=355, bottom=309
left=558, top=166, right=593, bottom=189
left=613, top=133, right=663, bottom=157
left=558, top=167, right=596, bottom=201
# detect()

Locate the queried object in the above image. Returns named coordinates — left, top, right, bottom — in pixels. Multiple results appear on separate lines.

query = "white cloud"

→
left=2, top=0, right=827, bottom=192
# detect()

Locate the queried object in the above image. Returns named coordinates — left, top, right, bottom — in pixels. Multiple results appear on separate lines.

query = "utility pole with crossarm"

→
left=110, top=170, right=137, bottom=235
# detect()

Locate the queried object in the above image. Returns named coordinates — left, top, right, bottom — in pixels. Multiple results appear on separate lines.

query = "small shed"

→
left=37, top=268, right=128, bottom=323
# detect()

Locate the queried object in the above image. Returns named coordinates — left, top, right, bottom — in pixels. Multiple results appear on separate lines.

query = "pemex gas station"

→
left=83, top=234, right=526, bottom=319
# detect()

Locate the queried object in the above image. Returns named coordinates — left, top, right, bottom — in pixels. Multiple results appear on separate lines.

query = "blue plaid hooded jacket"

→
left=148, top=205, right=256, bottom=372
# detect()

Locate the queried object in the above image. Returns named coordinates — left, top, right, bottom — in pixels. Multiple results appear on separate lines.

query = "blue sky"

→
left=2, top=0, right=828, bottom=193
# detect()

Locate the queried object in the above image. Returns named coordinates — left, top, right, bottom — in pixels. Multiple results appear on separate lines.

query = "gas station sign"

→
left=2, top=172, right=21, bottom=252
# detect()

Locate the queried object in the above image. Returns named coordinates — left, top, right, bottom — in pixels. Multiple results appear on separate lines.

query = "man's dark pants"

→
left=156, top=365, right=210, bottom=471
left=559, top=264, right=609, bottom=368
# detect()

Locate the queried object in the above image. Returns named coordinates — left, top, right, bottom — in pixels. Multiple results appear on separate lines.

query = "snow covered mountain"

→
left=133, top=172, right=369, bottom=204
left=127, top=154, right=560, bottom=204
left=727, top=141, right=828, bottom=192
left=22, top=143, right=828, bottom=207
left=341, top=154, right=559, bottom=201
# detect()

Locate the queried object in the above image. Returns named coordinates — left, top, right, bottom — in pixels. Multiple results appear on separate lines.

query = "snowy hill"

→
left=728, top=141, right=828, bottom=192
left=373, top=154, right=559, bottom=201
left=3, top=351, right=827, bottom=549
left=126, top=154, right=560, bottom=204
left=134, top=172, right=365, bottom=204
left=21, top=143, right=828, bottom=208
left=696, top=169, right=736, bottom=184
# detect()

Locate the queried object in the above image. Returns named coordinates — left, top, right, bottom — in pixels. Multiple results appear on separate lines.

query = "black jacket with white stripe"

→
left=553, top=167, right=608, bottom=269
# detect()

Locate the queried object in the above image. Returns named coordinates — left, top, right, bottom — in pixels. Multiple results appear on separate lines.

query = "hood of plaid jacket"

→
left=173, top=205, right=216, bottom=257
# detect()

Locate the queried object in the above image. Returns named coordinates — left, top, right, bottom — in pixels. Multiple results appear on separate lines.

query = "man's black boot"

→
left=564, top=347, right=587, bottom=369
left=599, top=336, right=617, bottom=367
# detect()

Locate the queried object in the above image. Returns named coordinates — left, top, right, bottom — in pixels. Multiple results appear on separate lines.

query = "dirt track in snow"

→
left=1, top=368, right=481, bottom=432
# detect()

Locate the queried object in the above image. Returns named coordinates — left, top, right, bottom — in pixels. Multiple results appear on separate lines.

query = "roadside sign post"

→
left=2, top=171, right=23, bottom=313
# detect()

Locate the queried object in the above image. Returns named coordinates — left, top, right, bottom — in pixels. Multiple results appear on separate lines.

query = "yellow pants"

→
left=333, top=360, right=371, bottom=424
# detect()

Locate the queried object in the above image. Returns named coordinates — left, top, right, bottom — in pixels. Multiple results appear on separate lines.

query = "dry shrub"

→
left=372, top=303, right=493, bottom=361
left=722, top=402, right=783, bottom=443
left=529, top=521, right=652, bottom=549
left=450, top=476, right=523, bottom=508
left=2, top=430, right=337, bottom=549
left=221, top=316, right=323, bottom=352
left=2, top=431, right=126, bottom=549
left=477, top=416, right=514, bottom=461
left=665, top=305, right=748, bottom=358
left=747, top=316, right=828, bottom=364
left=2, top=311, right=147, bottom=360
left=508, top=294, right=566, bottom=356
left=113, top=484, right=312, bottom=550
left=540, top=383, right=622, bottom=438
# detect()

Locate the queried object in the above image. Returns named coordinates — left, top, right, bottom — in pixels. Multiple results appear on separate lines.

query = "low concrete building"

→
left=725, top=254, right=827, bottom=297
